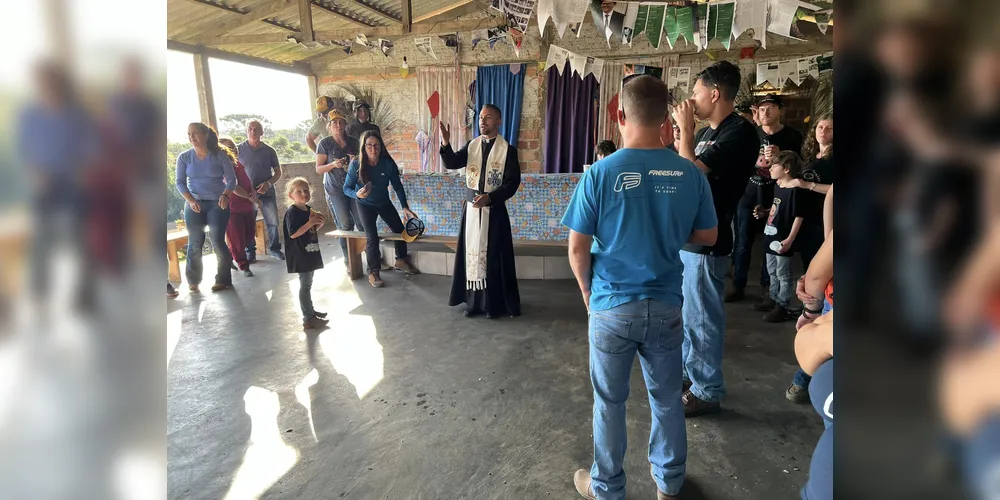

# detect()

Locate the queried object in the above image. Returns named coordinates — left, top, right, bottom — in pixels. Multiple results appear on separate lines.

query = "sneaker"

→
left=369, top=272, right=385, bottom=288
left=682, top=390, right=720, bottom=417
left=394, top=257, right=420, bottom=275
left=247, top=255, right=257, bottom=264
left=242, top=269, right=254, bottom=277
left=649, top=465, right=681, bottom=499
left=230, top=262, right=238, bottom=270
left=724, top=288, right=745, bottom=302
left=211, top=283, right=232, bottom=292
left=785, top=383, right=810, bottom=404
left=572, top=469, right=596, bottom=500
left=752, top=296, right=776, bottom=311
left=270, top=251, right=285, bottom=261
left=763, top=306, right=789, bottom=322
left=189, top=284, right=200, bottom=293
left=303, top=316, right=329, bottom=329
left=167, top=283, right=179, bottom=299
left=314, top=311, right=328, bottom=318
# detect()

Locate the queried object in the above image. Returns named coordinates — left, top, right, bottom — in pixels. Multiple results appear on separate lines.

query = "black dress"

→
left=440, top=137, right=522, bottom=317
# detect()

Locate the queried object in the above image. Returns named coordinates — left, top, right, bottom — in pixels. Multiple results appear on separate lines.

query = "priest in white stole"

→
left=439, top=104, right=522, bottom=319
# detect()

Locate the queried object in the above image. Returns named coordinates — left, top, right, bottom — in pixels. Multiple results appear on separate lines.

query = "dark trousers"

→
left=732, top=206, right=769, bottom=290
left=327, top=187, right=365, bottom=263
left=226, top=210, right=255, bottom=271
left=358, top=202, right=407, bottom=272
left=184, top=202, right=232, bottom=286
left=798, top=226, right=825, bottom=271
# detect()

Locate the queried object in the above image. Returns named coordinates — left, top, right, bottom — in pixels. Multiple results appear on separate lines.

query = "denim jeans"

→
left=249, top=195, right=281, bottom=257
left=298, top=271, right=315, bottom=321
left=589, top=299, right=686, bottom=499
left=358, top=202, right=407, bottom=271
left=732, top=206, right=769, bottom=290
left=680, top=251, right=728, bottom=402
left=326, top=187, right=365, bottom=262
left=766, top=254, right=794, bottom=309
left=184, top=202, right=232, bottom=286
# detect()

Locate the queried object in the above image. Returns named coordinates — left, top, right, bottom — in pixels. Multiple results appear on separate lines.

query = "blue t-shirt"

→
left=175, top=149, right=237, bottom=201
left=561, top=148, right=717, bottom=312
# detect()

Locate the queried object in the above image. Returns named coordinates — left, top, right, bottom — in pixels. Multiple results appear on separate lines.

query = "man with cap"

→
left=672, top=61, right=760, bottom=417
left=306, top=96, right=334, bottom=153
left=316, top=110, right=365, bottom=270
left=238, top=119, right=285, bottom=261
left=729, top=93, right=803, bottom=304
left=348, top=100, right=382, bottom=140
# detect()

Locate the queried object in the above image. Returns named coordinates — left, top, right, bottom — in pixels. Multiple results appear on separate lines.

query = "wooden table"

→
left=168, top=214, right=265, bottom=284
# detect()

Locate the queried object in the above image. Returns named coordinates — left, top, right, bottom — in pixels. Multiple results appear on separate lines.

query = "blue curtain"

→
left=474, top=64, right=525, bottom=146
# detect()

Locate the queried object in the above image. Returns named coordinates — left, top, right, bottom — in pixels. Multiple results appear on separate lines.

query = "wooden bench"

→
left=167, top=214, right=266, bottom=284
left=327, top=229, right=568, bottom=281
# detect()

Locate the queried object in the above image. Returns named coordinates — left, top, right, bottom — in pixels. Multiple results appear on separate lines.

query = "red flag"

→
left=427, top=91, right=440, bottom=119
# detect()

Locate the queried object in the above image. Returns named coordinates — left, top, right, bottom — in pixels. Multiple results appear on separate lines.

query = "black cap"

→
left=758, top=93, right=783, bottom=107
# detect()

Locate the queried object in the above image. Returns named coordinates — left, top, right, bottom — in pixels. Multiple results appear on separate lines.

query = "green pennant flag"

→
left=662, top=6, right=678, bottom=49
left=646, top=4, right=666, bottom=49
left=676, top=6, right=694, bottom=46
left=634, top=4, right=649, bottom=37
left=709, top=2, right=735, bottom=50
left=695, top=3, right=708, bottom=50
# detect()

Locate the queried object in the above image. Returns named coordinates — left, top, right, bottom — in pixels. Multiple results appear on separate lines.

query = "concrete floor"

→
left=168, top=236, right=822, bottom=500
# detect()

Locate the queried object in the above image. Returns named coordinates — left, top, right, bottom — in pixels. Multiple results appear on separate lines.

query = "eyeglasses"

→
left=364, top=143, right=380, bottom=149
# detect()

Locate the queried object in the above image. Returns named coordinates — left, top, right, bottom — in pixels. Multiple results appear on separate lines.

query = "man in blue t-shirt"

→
left=562, top=75, right=718, bottom=500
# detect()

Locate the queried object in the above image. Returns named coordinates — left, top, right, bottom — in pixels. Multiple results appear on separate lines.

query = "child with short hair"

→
left=595, top=140, right=617, bottom=160
left=758, top=150, right=806, bottom=322
left=283, top=177, right=329, bottom=329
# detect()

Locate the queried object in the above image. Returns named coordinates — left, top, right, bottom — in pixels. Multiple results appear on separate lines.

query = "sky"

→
left=167, top=52, right=312, bottom=143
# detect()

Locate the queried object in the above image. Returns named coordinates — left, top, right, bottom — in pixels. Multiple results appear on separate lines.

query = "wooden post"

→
left=401, top=0, right=411, bottom=34
left=193, top=54, right=218, bottom=131
left=308, top=74, right=319, bottom=111
left=298, top=0, right=314, bottom=42
left=347, top=238, right=365, bottom=280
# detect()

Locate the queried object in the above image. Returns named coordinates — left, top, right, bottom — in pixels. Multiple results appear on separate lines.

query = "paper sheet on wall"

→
left=621, top=3, right=639, bottom=46
left=733, top=0, right=768, bottom=48
left=568, top=51, right=588, bottom=77
left=676, top=6, right=694, bottom=46
left=692, top=3, right=708, bottom=51
left=796, top=56, right=819, bottom=84
left=645, top=4, right=665, bottom=49
left=503, top=0, right=536, bottom=34
left=777, top=60, right=796, bottom=87
left=414, top=37, right=436, bottom=60
left=583, top=57, right=605, bottom=81
left=767, top=0, right=805, bottom=41
left=662, top=5, right=678, bottom=49
left=756, top=62, right=779, bottom=86
left=667, top=66, right=691, bottom=94
left=708, top=1, right=736, bottom=50
left=545, top=45, right=571, bottom=74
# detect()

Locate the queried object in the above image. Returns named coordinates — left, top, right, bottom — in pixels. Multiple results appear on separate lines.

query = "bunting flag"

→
left=733, top=0, right=768, bottom=48
left=377, top=39, right=394, bottom=57
left=487, top=27, right=508, bottom=49
left=471, top=29, right=489, bottom=49
left=544, top=44, right=606, bottom=80
left=709, top=1, right=736, bottom=50
left=756, top=53, right=829, bottom=87
left=415, top=37, right=436, bottom=59
left=438, top=34, right=458, bottom=53
left=662, top=6, right=678, bottom=49
left=676, top=6, right=694, bottom=46
left=814, top=11, right=830, bottom=34
left=536, top=0, right=588, bottom=38
left=633, top=4, right=649, bottom=39
left=645, top=4, right=666, bottom=48
left=693, top=3, right=709, bottom=51
left=509, top=29, right=525, bottom=56
left=503, top=0, right=536, bottom=33
left=545, top=45, right=571, bottom=75
left=621, top=3, right=639, bottom=46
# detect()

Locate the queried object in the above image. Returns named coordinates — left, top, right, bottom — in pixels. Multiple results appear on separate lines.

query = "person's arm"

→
left=785, top=217, right=804, bottom=244
left=803, top=232, right=833, bottom=300
left=388, top=159, right=409, bottom=209
left=794, top=311, right=833, bottom=375
left=232, top=167, right=254, bottom=200
left=305, top=117, right=324, bottom=151
left=175, top=154, right=194, bottom=202
left=268, top=149, right=282, bottom=186
left=289, top=218, right=317, bottom=239
left=440, top=143, right=470, bottom=170
left=689, top=172, right=719, bottom=245
left=568, top=230, right=594, bottom=311
left=343, top=161, right=361, bottom=199
left=801, top=181, right=832, bottom=194
left=944, top=220, right=1000, bottom=335
left=483, top=148, right=522, bottom=204
left=220, top=156, right=236, bottom=196
left=823, top=184, right=834, bottom=238
left=671, top=102, right=709, bottom=172
left=306, top=133, right=319, bottom=152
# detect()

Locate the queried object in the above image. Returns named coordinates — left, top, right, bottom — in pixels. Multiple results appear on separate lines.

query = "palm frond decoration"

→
left=809, top=73, right=833, bottom=120
left=330, top=83, right=400, bottom=135
left=735, top=71, right=757, bottom=108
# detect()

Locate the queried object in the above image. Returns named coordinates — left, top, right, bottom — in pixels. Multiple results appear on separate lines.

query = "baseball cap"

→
left=758, top=93, right=784, bottom=107
left=328, top=110, right=347, bottom=122
left=401, top=217, right=425, bottom=243
left=353, top=100, right=372, bottom=112
left=315, top=96, right=333, bottom=112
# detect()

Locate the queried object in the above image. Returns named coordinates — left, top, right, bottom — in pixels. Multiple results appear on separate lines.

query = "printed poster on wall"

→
left=777, top=60, right=797, bottom=87
left=796, top=56, right=819, bottom=84
left=708, top=1, right=736, bottom=50
left=756, top=62, right=779, bottom=86
left=503, top=0, right=536, bottom=34
left=645, top=3, right=665, bottom=48
left=733, top=0, right=768, bottom=48
left=667, top=66, right=691, bottom=95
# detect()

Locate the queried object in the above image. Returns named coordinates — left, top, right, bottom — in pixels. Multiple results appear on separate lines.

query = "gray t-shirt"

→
left=308, top=116, right=330, bottom=142
left=236, top=140, right=280, bottom=197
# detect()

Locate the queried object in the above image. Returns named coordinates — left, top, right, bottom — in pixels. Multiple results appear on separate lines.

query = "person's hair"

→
left=772, top=151, right=804, bottom=177
left=621, top=75, right=669, bottom=127
left=695, top=61, right=741, bottom=101
left=596, top=140, right=617, bottom=157
left=216, top=136, right=239, bottom=165
left=189, top=122, right=222, bottom=156
left=481, top=104, right=502, bottom=120
left=246, top=119, right=263, bottom=132
left=802, top=114, right=833, bottom=160
left=358, top=130, right=386, bottom=185
left=285, top=176, right=311, bottom=203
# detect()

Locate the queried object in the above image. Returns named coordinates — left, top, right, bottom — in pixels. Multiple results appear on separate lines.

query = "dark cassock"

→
left=440, top=134, right=522, bottom=317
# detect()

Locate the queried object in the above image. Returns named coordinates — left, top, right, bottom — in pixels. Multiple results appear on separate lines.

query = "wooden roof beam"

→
left=312, top=15, right=504, bottom=40
left=181, top=0, right=299, bottom=32
left=311, top=1, right=378, bottom=27
left=412, top=0, right=472, bottom=23
left=298, top=0, right=315, bottom=42
left=401, top=0, right=411, bottom=33
left=188, top=0, right=297, bottom=43
left=350, top=1, right=402, bottom=24
left=168, top=39, right=313, bottom=75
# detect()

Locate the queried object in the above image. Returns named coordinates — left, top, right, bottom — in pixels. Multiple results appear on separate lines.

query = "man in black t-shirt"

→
left=728, top=93, right=803, bottom=302
left=672, top=61, right=760, bottom=417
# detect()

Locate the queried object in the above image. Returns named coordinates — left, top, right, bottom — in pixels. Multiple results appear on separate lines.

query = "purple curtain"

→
left=544, top=61, right=600, bottom=173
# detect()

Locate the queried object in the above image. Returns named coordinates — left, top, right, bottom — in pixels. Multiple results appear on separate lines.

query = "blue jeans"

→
left=766, top=254, right=794, bottom=309
left=326, top=186, right=365, bottom=262
left=732, top=206, right=769, bottom=290
left=299, top=271, right=315, bottom=321
left=249, top=195, right=281, bottom=256
left=184, top=202, right=232, bottom=286
left=680, top=251, right=728, bottom=402
left=589, top=299, right=686, bottom=499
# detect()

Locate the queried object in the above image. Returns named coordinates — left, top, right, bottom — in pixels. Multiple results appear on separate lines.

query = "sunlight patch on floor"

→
left=222, top=386, right=298, bottom=500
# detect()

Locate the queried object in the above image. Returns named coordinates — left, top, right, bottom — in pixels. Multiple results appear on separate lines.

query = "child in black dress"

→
left=283, top=177, right=328, bottom=329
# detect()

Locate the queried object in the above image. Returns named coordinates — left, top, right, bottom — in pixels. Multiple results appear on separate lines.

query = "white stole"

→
left=464, top=135, right=508, bottom=291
